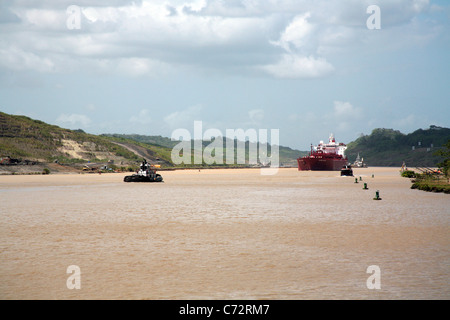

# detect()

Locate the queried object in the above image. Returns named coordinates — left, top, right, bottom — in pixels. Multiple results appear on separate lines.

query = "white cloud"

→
left=0, top=46, right=55, bottom=73
left=397, top=114, right=416, bottom=127
left=248, top=109, right=264, bottom=123
left=261, top=54, right=334, bottom=78
left=272, top=13, right=313, bottom=52
left=289, top=112, right=317, bottom=122
left=329, top=101, right=364, bottom=136
left=130, top=109, right=153, bottom=125
left=333, top=101, right=362, bottom=119
left=0, top=0, right=440, bottom=79
left=115, top=58, right=171, bottom=77
left=262, top=11, right=334, bottom=79
left=164, top=105, right=203, bottom=129
left=56, top=113, right=92, bottom=128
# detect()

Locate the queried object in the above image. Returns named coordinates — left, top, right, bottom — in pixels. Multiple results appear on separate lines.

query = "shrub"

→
left=401, top=170, right=416, bottom=178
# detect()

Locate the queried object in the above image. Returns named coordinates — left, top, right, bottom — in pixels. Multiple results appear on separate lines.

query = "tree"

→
left=434, top=139, right=450, bottom=177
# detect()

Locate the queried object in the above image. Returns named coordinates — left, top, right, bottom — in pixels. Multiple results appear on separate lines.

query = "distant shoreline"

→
left=0, top=164, right=296, bottom=175
left=0, top=163, right=411, bottom=176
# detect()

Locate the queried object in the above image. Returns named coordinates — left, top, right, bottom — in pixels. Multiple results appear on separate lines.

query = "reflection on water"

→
left=0, top=168, right=449, bottom=299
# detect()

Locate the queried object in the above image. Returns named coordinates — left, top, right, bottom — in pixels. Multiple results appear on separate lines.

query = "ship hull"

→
left=297, top=157, right=348, bottom=171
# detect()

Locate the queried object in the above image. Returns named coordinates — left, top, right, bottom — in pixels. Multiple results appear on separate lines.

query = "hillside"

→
left=346, top=126, right=450, bottom=167
left=4, top=111, right=446, bottom=170
left=0, top=112, right=305, bottom=172
left=0, top=112, right=148, bottom=169
left=104, top=133, right=308, bottom=167
left=102, top=134, right=178, bottom=149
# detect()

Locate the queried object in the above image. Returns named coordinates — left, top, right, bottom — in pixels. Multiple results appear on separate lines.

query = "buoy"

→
left=363, top=183, right=368, bottom=190
left=373, top=190, right=382, bottom=200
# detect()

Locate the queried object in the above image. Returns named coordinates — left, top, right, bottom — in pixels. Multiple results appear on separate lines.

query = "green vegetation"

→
left=0, top=112, right=140, bottom=163
left=401, top=139, right=450, bottom=194
left=411, top=174, right=450, bottom=194
left=106, top=134, right=307, bottom=167
left=401, top=170, right=416, bottom=178
left=102, top=134, right=178, bottom=149
left=1, top=112, right=305, bottom=169
left=3, top=111, right=448, bottom=171
left=434, top=139, right=450, bottom=177
left=347, top=126, right=450, bottom=167
left=102, top=135, right=173, bottom=164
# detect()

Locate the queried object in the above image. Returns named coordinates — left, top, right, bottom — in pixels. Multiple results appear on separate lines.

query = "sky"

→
left=0, top=0, right=449, bottom=150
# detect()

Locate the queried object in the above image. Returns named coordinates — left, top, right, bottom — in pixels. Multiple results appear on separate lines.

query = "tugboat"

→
left=124, top=159, right=163, bottom=182
left=353, top=153, right=367, bottom=168
left=340, top=164, right=354, bottom=176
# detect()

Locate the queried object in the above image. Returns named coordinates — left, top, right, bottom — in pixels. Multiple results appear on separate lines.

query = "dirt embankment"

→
left=0, top=162, right=80, bottom=175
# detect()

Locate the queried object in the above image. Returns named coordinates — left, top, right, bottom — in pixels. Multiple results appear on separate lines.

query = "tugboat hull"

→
left=340, top=165, right=354, bottom=176
left=124, top=174, right=163, bottom=182
left=124, top=159, right=163, bottom=182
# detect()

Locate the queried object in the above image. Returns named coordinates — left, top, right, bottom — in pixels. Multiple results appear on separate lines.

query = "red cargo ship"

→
left=297, top=134, right=349, bottom=171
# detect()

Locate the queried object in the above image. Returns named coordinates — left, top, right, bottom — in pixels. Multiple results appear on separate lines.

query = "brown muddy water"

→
left=0, top=167, right=448, bottom=299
